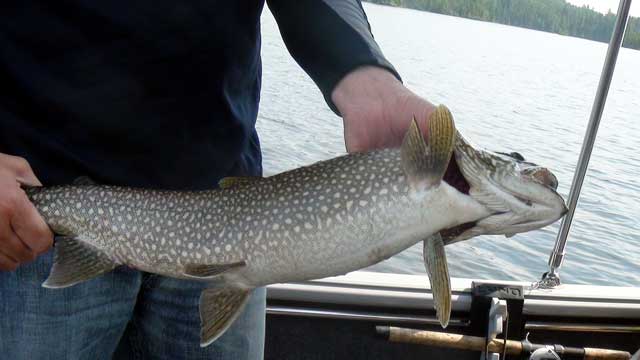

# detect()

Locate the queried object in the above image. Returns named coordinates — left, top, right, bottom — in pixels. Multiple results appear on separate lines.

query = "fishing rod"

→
left=376, top=326, right=632, bottom=360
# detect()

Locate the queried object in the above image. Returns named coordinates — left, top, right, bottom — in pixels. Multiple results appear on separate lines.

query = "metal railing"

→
left=540, top=0, right=634, bottom=287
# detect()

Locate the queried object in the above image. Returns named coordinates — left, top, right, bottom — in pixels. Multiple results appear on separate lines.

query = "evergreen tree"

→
left=366, top=0, right=640, bottom=50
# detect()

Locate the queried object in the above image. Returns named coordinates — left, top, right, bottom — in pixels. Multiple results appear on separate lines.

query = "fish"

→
left=24, top=105, right=567, bottom=346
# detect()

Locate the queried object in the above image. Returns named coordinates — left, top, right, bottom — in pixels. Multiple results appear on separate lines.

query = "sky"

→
left=566, top=0, right=640, bottom=17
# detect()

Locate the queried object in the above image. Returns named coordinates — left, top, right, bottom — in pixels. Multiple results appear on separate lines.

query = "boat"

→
left=263, top=0, right=639, bottom=358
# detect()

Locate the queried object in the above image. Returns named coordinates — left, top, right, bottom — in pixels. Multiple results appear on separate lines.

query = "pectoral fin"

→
left=424, top=233, right=451, bottom=328
left=43, top=236, right=119, bottom=288
left=199, top=287, right=251, bottom=347
left=183, top=261, right=247, bottom=280
left=401, top=105, right=456, bottom=191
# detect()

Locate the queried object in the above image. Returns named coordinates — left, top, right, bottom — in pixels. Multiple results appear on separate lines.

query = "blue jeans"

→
left=0, top=250, right=265, bottom=360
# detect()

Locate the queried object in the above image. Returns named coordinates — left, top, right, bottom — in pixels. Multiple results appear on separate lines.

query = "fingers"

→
left=0, top=153, right=42, bottom=186
left=0, top=154, right=52, bottom=272
left=10, top=194, right=53, bottom=255
left=0, top=225, right=36, bottom=264
left=0, top=250, right=18, bottom=271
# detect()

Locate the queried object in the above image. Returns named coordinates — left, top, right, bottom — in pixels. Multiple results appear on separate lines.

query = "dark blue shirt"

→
left=0, top=0, right=398, bottom=190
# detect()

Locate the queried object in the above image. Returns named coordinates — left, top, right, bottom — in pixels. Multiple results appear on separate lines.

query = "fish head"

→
left=441, top=132, right=568, bottom=244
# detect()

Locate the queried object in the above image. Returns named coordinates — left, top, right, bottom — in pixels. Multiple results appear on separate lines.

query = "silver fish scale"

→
left=28, top=147, right=433, bottom=286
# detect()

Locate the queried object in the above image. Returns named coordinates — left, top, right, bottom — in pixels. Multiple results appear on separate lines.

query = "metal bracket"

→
left=535, top=271, right=561, bottom=289
left=481, top=298, right=508, bottom=360
left=472, top=282, right=524, bottom=360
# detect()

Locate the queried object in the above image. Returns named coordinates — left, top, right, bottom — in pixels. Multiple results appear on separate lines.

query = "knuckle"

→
left=24, top=250, right=37, bottom=262
left=0, top=192, right=18, bottom=215
left=11, top=156, right=30, bottom=173
left=3, top=184, right=20, bottom=201
left=12, top=243, right=36, bottom=262
left=31, top=237, right=52, bottom=254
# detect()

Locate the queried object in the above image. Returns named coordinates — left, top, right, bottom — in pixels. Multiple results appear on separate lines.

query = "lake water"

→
left=257, top=3, right=640, bottom=287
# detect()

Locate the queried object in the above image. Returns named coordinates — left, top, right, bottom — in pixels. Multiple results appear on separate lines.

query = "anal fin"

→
left=43, top=236, right=119, bottom=289
left=199, top=287, right=251, bottom=347
left=424, top=233, right=451, bottom=328
left=183, top=260, right=246, bottom=280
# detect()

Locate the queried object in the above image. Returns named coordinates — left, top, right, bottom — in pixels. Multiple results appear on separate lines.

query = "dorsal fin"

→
left=218, top=176, right=262, bottom=189
left=73, top=176, right=97, bottom=186
left=400, top=105, right=456, bottom=191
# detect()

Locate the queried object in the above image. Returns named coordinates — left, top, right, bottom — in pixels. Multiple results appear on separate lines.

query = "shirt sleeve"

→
left=267, top=0, right=402, bottom=115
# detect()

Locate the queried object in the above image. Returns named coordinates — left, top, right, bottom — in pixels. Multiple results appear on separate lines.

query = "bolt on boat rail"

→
left=539, top=0, right=634, bottom=288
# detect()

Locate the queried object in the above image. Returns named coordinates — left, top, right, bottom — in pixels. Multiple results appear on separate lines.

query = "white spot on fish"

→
left=225, top=244, right=231, bottom=251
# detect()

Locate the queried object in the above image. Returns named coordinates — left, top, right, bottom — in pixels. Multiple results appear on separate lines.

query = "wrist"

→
left=331, top=66, right=407, bottom=119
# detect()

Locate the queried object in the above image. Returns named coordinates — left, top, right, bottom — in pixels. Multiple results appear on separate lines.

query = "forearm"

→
left=267, top=0, right=401, bottom=113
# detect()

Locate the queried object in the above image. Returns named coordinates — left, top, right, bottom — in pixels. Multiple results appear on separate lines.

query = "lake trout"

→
left=24, top=105, right=567, bottom=346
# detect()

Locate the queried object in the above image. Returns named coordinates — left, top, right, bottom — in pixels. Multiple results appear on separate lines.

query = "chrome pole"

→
left=542, top=0, right=633, bottom=287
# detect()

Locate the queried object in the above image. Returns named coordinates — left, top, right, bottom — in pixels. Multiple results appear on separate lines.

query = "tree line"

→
left=366, top=0, right=640, bottom=50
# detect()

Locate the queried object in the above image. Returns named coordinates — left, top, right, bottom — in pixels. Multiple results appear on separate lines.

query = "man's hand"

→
left=331, top=66, right=436, bottom=153
left=0, top=153, right=52, bottom=271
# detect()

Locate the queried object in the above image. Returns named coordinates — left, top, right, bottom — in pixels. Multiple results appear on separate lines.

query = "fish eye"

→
left=522, top=167, right=559, bottom=190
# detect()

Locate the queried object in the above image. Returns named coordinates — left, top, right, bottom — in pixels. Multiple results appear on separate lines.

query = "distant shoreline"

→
left=364, top=0, right=640, bottom=51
